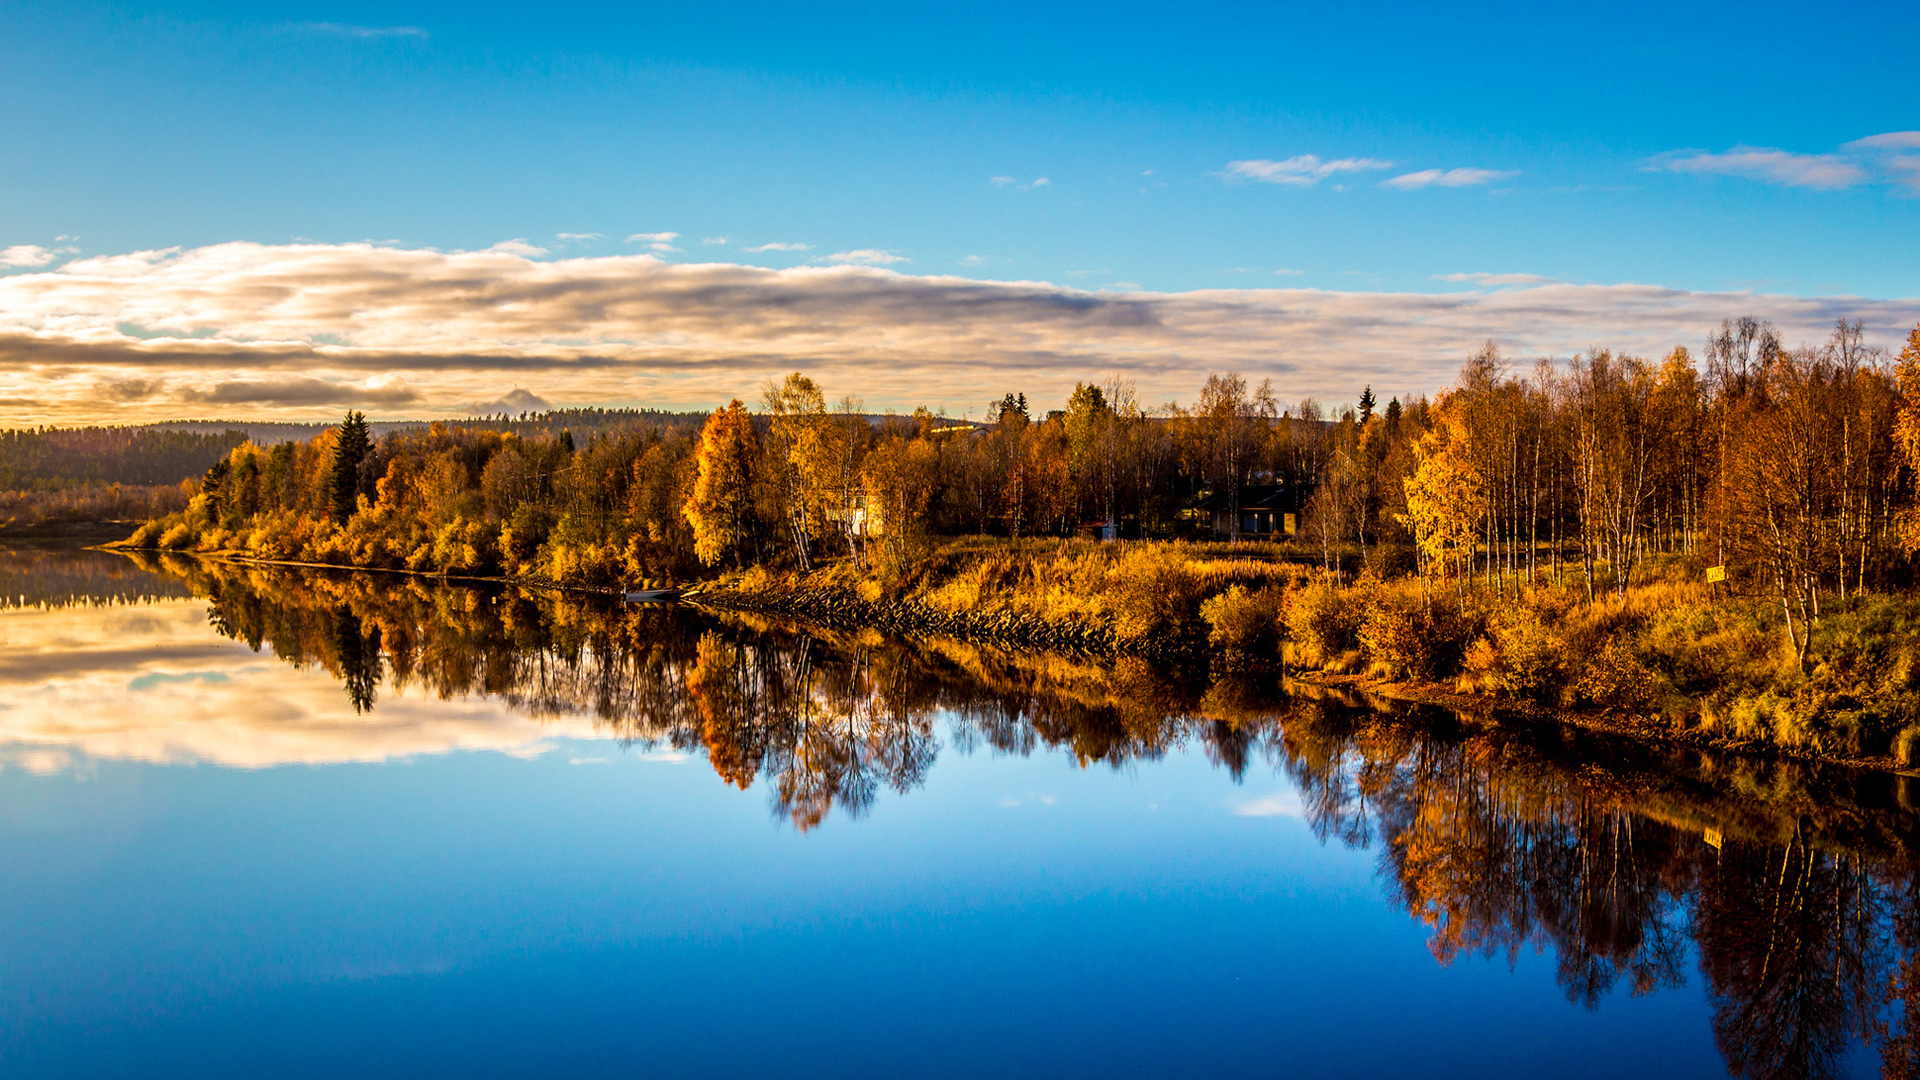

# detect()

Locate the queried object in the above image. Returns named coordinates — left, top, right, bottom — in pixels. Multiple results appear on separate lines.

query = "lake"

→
left=0, top=545, right=1913, bottom=1078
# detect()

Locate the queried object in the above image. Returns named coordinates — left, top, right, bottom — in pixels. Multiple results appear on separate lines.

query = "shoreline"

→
left=96, top=542, right=1920, bottom=778
left=1282, top=668, right=1920, bottom=780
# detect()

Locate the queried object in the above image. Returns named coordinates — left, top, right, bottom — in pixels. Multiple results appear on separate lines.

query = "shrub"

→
left=1286, top=580, right=1363, bottom=669
left=1360, top=587, right=1480, bottom=682
left=1569, top=637, right=1662, bottom=712
left=1200, top=585, right=1286, bottom=668
left=159, top=522, right=196, bottom=550
left=1108, top=545, right=1206, bottom=643
left=1472, top=603, right=1567, bottom=704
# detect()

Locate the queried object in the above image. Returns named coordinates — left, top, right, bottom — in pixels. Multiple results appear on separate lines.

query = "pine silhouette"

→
left=328, top=411, right=372, bottom=525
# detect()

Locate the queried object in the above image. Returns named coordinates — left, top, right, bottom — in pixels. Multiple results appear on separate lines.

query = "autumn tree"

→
left=1897, top=324, right=1920, bottom=554
left=1401, top=397, right=1485, bottom=591
left=1567, top=350, right=1660, bottom=599
left=761, top=374, right=872, bottom=567
left=862, top=434, right=939, bottom=578
left=1196, top=372, right=1277, bottom=541
left=1064, top=381, right=1115, bottom=526
left=684, top=400, right=759, bottom=568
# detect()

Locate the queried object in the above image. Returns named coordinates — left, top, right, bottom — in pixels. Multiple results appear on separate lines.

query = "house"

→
left=1193, top=484, right=1300, bottom=539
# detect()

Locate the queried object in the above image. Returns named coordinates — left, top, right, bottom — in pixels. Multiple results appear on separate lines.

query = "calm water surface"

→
left=1, top=546, right=1914, bottom=1078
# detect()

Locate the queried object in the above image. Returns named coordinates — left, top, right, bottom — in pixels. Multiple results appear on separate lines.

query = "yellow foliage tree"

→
left=862, top=434, right=939, bottom=578
left=684, top=400, right=759, bottom=567
left=1400, top=398, right=1485, bottom=588
left=1897, top=324, right=1920, bottom=553
left=762, top=373, right=830, bottom=568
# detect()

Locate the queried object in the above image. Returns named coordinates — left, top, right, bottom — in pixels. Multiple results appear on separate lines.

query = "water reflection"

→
left=10, top=547, right=1920, bottom=1077
left=0, top=551, right=617, bottom=768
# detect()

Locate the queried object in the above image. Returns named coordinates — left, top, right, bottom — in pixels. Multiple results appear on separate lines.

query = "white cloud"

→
left=992, top=176, right=1049, bottom=191
left=744, top=241, right=810, bottom=252
left=1653, top=147, right=1865, bottom=190
left=1437, top=272, right=1560, bottom=286
left=625, top=231, right=681, bottom=253
left=1382, top=168, right=1519, bottom=190
left=1, top=245, right=58, bottom=268
left=990, top=176, right=1016, bottom=186
left=1273, top=268, right=1305, bottom=276
left=1224, top=155, right=1394, bottom=186
left=1840, top=133, right=1920, bottom=191
left=486, top=239, right=548, bottom=257
left=556, top=232, right=603, bottom=242
left=959, top=255, right=990, bottom=266
left=1234, top=793, right=1302, bottom=817
left=1886, top=156, right=1920, bottom=189
left=0, top=240, right=1913, bottom=424
left=821, top=249, right=908, bottom=265
left=1844, top=131, right=1920, bottom=151
left=700, top=236, right=729, bottom=245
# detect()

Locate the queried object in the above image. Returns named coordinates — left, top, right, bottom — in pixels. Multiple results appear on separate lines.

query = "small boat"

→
left=623, top=588, right=681, bottom=604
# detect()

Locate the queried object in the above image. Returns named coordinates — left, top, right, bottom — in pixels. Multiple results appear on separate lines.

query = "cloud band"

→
left=0, top=242, right=1914, bottom=422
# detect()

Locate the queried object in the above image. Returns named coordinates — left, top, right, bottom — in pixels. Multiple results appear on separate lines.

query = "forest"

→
left=0, top=425, right=250, bottom=533
left=116, top=317, right=1920, bottom=760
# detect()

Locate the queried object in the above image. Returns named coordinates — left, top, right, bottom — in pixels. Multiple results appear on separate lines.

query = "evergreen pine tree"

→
left=328, top=411, right=371, bottom=525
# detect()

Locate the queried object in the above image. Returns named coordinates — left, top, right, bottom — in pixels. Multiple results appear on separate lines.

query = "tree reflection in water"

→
left=131, top=552, right=1920, bottom=1078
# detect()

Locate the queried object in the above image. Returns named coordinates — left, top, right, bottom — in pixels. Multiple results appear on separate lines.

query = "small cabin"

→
left=1193, top=484, right=1300, bottom=539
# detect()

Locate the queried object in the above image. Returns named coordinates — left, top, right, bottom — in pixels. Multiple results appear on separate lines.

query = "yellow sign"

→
left=1704, top=827, right=1723, bottom=850
left=1705, top=565, right=1726, bottom=583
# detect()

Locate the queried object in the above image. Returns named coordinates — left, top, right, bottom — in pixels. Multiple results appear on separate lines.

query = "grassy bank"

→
left=1281, top=565, right=1920, bottom=764
left=694, top=537, right=1312, bottom=657
left=695, top=539, right=1920, bottom=768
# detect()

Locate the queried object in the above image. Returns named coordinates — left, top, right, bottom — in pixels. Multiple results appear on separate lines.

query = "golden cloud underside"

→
left=2, top=243, right=1914, bottom=422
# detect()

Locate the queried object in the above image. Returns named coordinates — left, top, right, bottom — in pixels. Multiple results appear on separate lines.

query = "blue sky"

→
left=0, top=1, right=1916, bottom=420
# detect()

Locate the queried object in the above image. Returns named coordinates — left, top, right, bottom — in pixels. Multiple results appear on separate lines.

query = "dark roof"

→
left=1192, top=484, right=1297, bottom=512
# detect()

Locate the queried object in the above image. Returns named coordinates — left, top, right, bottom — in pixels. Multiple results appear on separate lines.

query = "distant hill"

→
left=136, top=407, right=717, bottom=446
left=0, top=426, right=250, bottom=489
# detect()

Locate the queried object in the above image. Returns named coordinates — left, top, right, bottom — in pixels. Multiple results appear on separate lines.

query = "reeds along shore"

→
left=695, top=539, right=1920, bottom=768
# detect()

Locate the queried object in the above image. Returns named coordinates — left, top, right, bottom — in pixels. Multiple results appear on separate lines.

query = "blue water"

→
left=0, top=746, right=1729, bottom=1078
left=0, top=550, right=1891, bottom=1077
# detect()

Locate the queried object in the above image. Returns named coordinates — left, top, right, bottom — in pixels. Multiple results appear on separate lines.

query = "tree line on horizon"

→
left=123, top=318, right=1920, bottom=605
